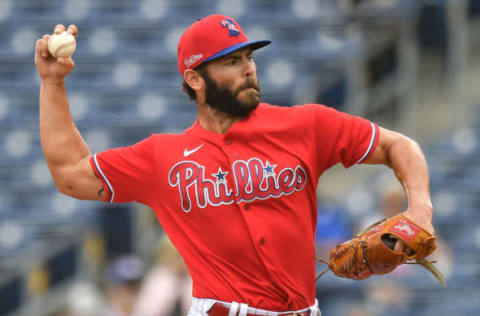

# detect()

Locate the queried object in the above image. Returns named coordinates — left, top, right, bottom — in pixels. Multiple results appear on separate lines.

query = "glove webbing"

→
left=315, top=240, right=373, bottom=280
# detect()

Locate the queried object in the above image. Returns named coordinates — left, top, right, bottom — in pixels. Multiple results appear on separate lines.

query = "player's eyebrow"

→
left=223, top=52, right=253, bottom=63
left=223, top=48, right=253, bottom=61
left=226, top=55, right=241, bottom=61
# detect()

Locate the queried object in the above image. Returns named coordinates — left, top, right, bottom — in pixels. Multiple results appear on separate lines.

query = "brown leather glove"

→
left=317, top=214, right=445, bottom=286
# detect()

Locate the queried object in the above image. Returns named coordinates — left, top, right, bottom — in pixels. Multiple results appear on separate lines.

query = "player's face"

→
left=203, top=47, right=261, bottom=118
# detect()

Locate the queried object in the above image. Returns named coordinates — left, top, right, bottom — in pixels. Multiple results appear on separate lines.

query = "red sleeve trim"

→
left=356, top=122, right=379, bottom=164
left=89, top=154, right=114, bottom=202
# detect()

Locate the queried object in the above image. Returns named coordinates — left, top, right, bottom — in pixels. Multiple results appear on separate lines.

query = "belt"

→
left=207, top=303, right=312, bottom=316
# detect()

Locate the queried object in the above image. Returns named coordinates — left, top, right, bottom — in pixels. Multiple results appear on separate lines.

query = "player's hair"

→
left=182, top=63, right=208, bottom=101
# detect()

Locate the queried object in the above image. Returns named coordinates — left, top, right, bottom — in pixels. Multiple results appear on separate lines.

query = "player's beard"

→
left=203, top=73, right=261, bottom=119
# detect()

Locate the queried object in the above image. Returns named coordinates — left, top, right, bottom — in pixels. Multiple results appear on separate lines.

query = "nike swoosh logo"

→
left=184, top=143, right=204, bottom=157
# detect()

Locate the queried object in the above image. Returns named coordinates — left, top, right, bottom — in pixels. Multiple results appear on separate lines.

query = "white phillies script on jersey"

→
left=168, top=158, right=308, bottom=212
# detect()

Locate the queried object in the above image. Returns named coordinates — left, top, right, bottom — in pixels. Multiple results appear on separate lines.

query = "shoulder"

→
left=254, top=102, right=336, bottom=120
left=148, top=132, right=197, bottom=145
left=147, top=132, right=206, bottom=153
left=256, top=102, right=332, bottom=113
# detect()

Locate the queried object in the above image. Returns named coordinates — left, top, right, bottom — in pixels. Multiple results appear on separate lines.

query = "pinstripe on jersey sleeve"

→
left=302, top=104, right=379, bottom=170
left=355, top=122, right=379, bottom=164
left=90, top=154, right=114, bottom=202
left=87, top=136, right=156, bottom=205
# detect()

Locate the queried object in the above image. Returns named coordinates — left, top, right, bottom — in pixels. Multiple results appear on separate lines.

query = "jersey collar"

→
left=184, top=103, right=266, bottom=143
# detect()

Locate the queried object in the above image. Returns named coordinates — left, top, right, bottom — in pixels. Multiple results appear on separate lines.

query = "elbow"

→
left=384, top=134, right=420, bottom=167
left=387, top=134, right=425, bottom=170
left=44, top=156, right=100, bottom=201
left=402, top=136, right=423, bottom=155
left=389, top=133, right=419, bottom=151
left=401, top=134, right=420, bottom=148
left=55, top=182, right=71, bottom=196
left=51, top=169, right=74, bottom=196
left=392, top=132, right=415, bottom=145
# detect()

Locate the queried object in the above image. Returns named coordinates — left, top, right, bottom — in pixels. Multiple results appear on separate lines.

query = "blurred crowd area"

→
left=1, top=0, right=480, bottom=315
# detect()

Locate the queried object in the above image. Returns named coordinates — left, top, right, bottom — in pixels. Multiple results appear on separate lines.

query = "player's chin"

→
left=239, top=89, right=260, bottom=107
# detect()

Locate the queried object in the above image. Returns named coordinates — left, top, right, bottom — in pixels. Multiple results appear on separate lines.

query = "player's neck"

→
left=196, top=102, right=240, bottom=134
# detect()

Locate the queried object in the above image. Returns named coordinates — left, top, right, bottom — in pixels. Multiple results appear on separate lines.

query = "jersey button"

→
left=234, top=153, right=239, bottom=158
left=259, top=238, right=265, bottom=245
left=225, top=139, right=232, bottom=145
left=244, top=205, right=250, bottom=211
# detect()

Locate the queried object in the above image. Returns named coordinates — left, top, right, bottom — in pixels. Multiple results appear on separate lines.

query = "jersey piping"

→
left=355, top=122, right=377, bottom=164
left=92, top=153, right=115, bottom=202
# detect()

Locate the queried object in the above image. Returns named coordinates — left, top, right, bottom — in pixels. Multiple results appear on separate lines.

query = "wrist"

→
left=408, top=199, right=433, bottom=214
left=403, top=203, right=434, bottom=234
left=405, top=189, right=433, bottom=215
left=41, top=78, right=65, bottom=86
left=404, top=201, right=433, bottom=223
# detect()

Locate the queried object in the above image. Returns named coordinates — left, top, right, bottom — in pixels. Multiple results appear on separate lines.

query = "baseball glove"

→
left=316, top=213, right=446, bottom=287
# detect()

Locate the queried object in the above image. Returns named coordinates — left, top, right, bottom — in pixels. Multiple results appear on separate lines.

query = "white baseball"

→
left=48, top=31, right=76, bottom=58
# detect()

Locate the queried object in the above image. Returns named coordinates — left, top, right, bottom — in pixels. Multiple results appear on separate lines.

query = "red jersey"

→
left=90, top=103, right=379, bottom=311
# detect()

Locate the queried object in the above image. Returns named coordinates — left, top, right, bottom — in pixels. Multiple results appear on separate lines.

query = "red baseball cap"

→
left=177, top=14, right=271, bottom=75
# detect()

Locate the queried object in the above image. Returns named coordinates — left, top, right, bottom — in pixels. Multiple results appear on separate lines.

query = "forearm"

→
left=387, top=137, right=433, bottom=217
left=39, top=80, right=91, bottom=180
left=35, top=24, right=104, bottom=200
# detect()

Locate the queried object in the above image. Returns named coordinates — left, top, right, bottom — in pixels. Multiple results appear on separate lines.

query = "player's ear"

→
left=183, top=69, right=204, bottom=92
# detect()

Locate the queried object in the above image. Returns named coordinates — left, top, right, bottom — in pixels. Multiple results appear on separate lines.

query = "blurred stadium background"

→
left=0, top=0, right=479, bottom=315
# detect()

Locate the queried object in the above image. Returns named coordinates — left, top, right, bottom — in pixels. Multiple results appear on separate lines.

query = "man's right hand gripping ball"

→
left=317, top=213, right=445, bottom=286
left=35, top=24, right=77, bottom=82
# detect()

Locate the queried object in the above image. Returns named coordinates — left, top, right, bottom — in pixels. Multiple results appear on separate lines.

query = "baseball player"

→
left=34, top=14, right=434, bottom=316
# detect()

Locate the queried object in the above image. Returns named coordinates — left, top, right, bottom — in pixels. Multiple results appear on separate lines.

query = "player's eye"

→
left=226, top=59, right=236, bottom=66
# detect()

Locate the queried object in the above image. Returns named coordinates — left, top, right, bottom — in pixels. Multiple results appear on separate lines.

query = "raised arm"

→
left=364, top=127, right=434, bottom=235
left=35, top=24, right=104, bottom=201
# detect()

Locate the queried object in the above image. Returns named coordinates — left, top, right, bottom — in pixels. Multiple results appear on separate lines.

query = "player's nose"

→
left=242, top=57, right=255, bottom=77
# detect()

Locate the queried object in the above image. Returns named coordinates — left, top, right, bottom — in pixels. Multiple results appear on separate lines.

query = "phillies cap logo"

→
left=184, top=53, right=203, bottom=67
left=221, top=19, right=241, bottom=37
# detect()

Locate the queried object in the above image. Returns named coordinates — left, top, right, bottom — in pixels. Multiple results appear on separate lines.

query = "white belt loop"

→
left=238, top=303, right=249, bottom=316
left=229, top=302, right=240, bottom=316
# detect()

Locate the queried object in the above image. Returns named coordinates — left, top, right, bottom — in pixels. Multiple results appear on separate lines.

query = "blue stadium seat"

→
left=0, top=1, right=476, bottom=315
